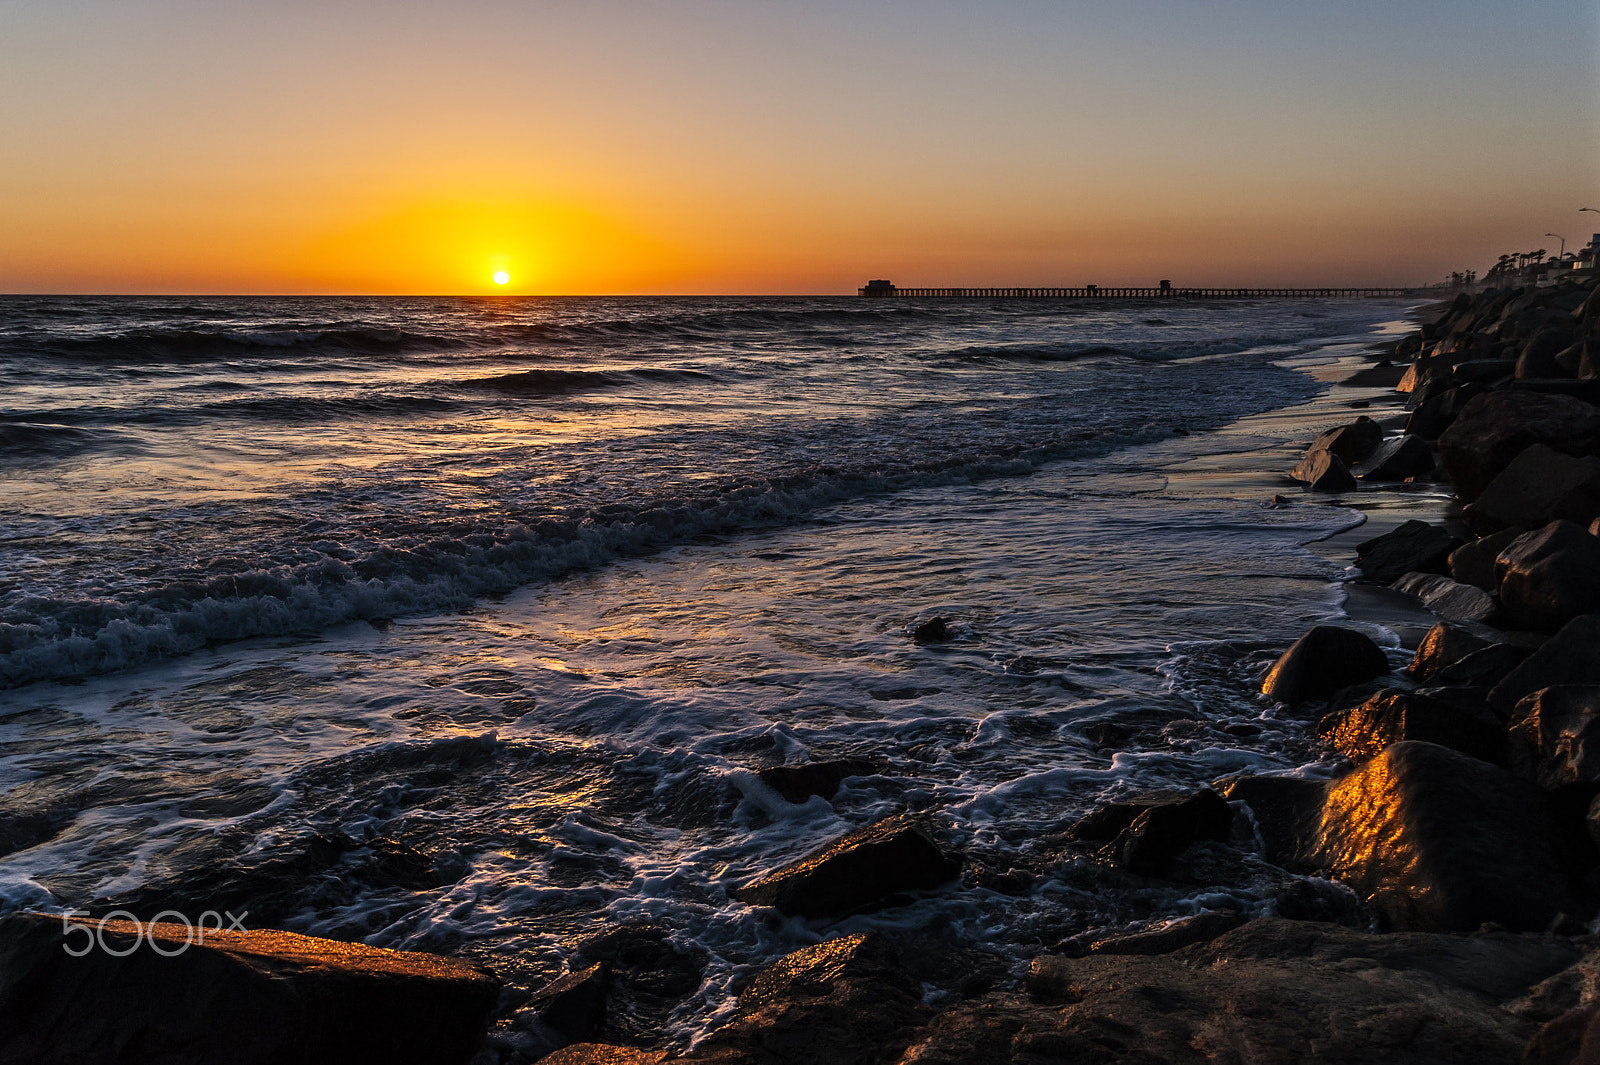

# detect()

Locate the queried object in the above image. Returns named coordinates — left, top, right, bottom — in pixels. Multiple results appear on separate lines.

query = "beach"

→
left=4, top=286, right=1600, bottom=1063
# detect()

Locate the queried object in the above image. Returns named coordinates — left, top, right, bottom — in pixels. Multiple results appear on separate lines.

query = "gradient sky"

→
left=2, top=0, right=1596, bottom=294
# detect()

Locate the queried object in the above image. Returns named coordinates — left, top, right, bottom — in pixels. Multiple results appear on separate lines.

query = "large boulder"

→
left=1260, top=626, right=1391, bottom=705
left=1408, top=622, right=1492, bottom=681
left=1507, top=686, right=1600, bottom=790
left=1407, top=383, right=1488, bottom=440
left=1068, top=789, right=1233, bottom=877
left=1310, top=417, right=1383, bottom=464
left=1436, top=391, right=1600, bottom=502
left=1320, top=689, right=1505, bottom=765
left=1390, top=571, right=1499, bottom=625
left=1290, top=449, right=1358, bottom=492
left=0, top=913, right=498, bottom=1065
left=1519, top=328, right=1580, bottom=379
left=1495, top=521, right=1600, bottom=632
left=1356, top=520, right=1460, bottom=584
left=906, top=919, right=1581, bottom=1065
left=731, top=814, right=960, bottom=918
left=1450, top=529, right=1522, bottom=591
left=1358, top=434, right=1435, bottom=481
left=1305, top=742, right=1578, bottom=932
left=1491, top=616, right=1600, bottom=716
left=686, top=933, right=929, bottom=1065
left=1463, top=444, right=1600, bottom=535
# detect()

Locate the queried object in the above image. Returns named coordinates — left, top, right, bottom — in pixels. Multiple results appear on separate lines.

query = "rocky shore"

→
left=6, top=277, right=1600, bottom=1064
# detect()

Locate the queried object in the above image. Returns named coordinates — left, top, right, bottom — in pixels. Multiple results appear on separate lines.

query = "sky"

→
left=1, top=0, right=1596, bottom=294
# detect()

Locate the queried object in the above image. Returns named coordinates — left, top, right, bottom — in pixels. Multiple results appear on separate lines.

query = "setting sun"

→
left=492, top=271, right=510, bottom=285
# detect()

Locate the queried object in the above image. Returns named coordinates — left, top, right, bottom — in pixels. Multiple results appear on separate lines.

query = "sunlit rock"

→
left=1261, top=625, right=1390, bottom=705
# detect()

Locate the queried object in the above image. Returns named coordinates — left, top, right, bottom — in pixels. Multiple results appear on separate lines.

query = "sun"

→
left=492, top=270, right=510, bottom=286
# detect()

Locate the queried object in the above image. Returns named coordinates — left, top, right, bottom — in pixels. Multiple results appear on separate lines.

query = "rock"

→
left=1358, top=434, right=1435, bottom=481
left=1437, top=391, right=1600, bottom=502
left=1310, top=416, right=1383, bottom=463
left=1318, top=689, right=1504, bottom=765
left=1450, top=528, right=1523, bottom=591
left=1428, top=644, right=1528, bottom=690
left=530, top=963, right=608, bottom=1044
left=0, top=912, right=497, bottom=1065
left=1557, top=341, right=1586, bottom=377
left=566, top=925, right=705, bottom=1048
left=1308, top=741, right=1576, bottom=932
left=1452, top=358, right=1517, bottom=383
left=1495, top=521, right=1600, bottom=632
left=1086, top=911, right=1246, bottom=955
left=1405, top=363, right=1460, bottom=411
left=1290, top=449, right=1358, bottom=492
left=538, top=1047, right=666, bottom=1065
left=1509, top=378, right=1600, bottom=405
left=914, top=919, right=1583, bottom=1065
left=1409, top=622, right=1493, bottom=681
left=1261, top=625, right=1391, bottom=704
left=1407, top=383, right=1488, bottom=440
left=1112, top=789, right=1233, bottom=876
left=687, top=932, right=929, bottom=1065
left=732, top=814, right=960, bottom=918
left=1398, top=353, right=1451, bottom=393
left=1491, top=616, right=1600, bottom=716
left=1507, top=686, right=1600, bottom=790
left=1356, top=520, right=1460, bottom=584
left=1463, top=444, right=1600, bottom=535
left=1390, top=571, right=1499, bottom=625
left=909, top=616, right=951, bottom=643
left=1519, top=328, right=1580, bottom=379
left=757, top=759, right=878, bottom=804
left=1220, top=775, right=1328, bottom=868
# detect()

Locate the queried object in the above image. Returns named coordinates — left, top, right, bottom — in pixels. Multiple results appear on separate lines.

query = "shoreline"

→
left=5, top=287, right=1600, bottom=1064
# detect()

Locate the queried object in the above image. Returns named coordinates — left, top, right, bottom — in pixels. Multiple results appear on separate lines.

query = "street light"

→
left=1547, top=233, right=1568, bottom=257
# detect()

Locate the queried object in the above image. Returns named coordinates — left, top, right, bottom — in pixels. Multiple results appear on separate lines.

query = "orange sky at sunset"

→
left=2, top=1, right=1596, bottom=295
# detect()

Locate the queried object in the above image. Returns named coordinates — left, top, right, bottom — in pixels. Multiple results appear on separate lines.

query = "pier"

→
left=858, top=280, right=1423, bottom=299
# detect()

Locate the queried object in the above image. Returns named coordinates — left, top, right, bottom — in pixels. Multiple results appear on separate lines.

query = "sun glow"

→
left=492, top=270, right=510, bottom=285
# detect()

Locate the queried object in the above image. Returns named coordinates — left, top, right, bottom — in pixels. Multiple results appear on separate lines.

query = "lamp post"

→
left=1547, top=233, right=1567, bottom=257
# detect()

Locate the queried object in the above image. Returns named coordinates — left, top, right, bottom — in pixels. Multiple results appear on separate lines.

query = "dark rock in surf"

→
left=530, top=963, right=609, bottom=1044
left=566, top=924, right=706, bottom=1048
left=1310, top=417, right=1383, bottom=464
left=1260, top=626, right=1390, bottom=705
left=1086, top=911, right=1245, bottom=956
left=1437, top=391, right=1600, bottom=502
left=1318, top=689, right=1504, bottom=765
left=732, top=815, right=960, bottom=918
left=1357, top=434, right=1434, bottom=481
left=1355, top=520, right=1459, bottom=584
left=758, top=759, right=878, bottom=804
left=1507, top=686, right=1600, bottom=790
left=1109, top=790, right=1233, bottom=877
left=1408, top=621, right=1492, bottom=682
left=1495, top=521, right=1600, bottom=633
left=1307, top=741, right=1576, bottom=932
left=1464, top=444, right=1600, bottom=535
left=910, top=616, right=952, bottom=643
left=1450, top=528, right=1522, bottom=591
left=1289, top=449, right=1357, bottom=492
left=0, top=912, right=498, bottom=1065
left=1491, top=615, right=1600, bottom=716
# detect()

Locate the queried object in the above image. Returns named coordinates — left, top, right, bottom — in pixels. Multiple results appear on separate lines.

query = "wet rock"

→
left=909, top=616, right=951, bottom=642
left=1357, top=434, right=1435, bottom=481
left=567, top=925, right=706, bottom=1048
left=1507, top=686, right=1600, bottom=790
left=1290, top=449, right=1358, bottom=492
left=1491, top=616, right=1600, bottom=716
left=732, top=814, right=960, bottom=918
left=1318, top=689, right=1505, bottom=765
left=538, top=1047, right=666, bottom=1065
left=1495, top=521, right=1600, bottom=633
left=530, top=963, right=608, bottom=1044
left=1356, top=519, right=1460, bottom=584
left=1219, top=775, right=1329, bottom=868
left=1408, top=621, right=1493, bottom=681
left=757, top=759, right=878, bottom=804
left=1407, top=382, right=1488, bottom=440
left=1451, top=528, right=1523, bottom=591
left=924, top=919, right=1583, bottom=1065
left=1463, top=444, right=1600, bottom=535
left=1261, top=625, right=1391, bottom=705
left=1087, top=910, right=1245, bottom=955
left=1428, top=643, right=1528, bottom=691
left=1437, top=391, right=1600, bottom=502
left=1390, top=571, right=1499, bottom=625
left=688, top=932, right=928, bottom=1065
left=0, top=911, right=498, bottom=1065
left=1112, top=789, right=1233, bottom=877
left=1308, top=741, right=1576, bottom=932
left=1310, top=416, right=1383, bottom=464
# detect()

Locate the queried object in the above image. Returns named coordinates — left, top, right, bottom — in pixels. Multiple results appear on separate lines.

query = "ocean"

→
left=0, top=294, right=1419, bottom=1056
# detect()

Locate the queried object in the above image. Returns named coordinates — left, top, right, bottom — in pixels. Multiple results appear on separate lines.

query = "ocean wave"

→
left=461, top=367, right=719, bottom=394
left=13, top=326, right=470, bottom=365
left=0, top=422, right=130, bottom=461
